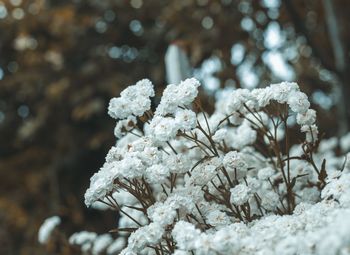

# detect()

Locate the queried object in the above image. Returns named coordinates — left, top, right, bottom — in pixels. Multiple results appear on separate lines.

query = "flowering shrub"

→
left=40, top=78, right=350, bottom=254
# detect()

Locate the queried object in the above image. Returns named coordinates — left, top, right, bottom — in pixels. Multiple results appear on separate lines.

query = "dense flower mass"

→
left=64, top=78, right=350, bottom=254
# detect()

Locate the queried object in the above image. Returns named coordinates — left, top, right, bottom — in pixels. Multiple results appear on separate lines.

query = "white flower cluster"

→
left=66, top=79, right=350, bottom=254
left=108, top=79, right=154, bottom=138
left=69, top=231, right=126, bottom=255
left=38, top=216, right=61, bottom=244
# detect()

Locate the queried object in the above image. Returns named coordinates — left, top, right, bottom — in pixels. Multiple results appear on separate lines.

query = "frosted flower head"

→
left=38, top=216, right=61, bottom=244
left=114, top=116, right=137, bottom=138
left=145, top=164, right=170, bottom=184
left=108, top=97, right=132, bottom=120
left=69, top=231, right=97, bottom=244
left=287, top=91, right=310, bottom=114
left=120, top=79, right=154, bottom=99
left=205, top=210, right=231, bottom=228
left=92, top=234, right=113, bottom=255
left=108, top=79, right=154, bottom=120
left=149, top=115, right=179, bottom=142
left=258, top=167, right=275, bottom=180
left=230, top=184, right=251, bottom=206
left=147, top=201, right=177, bottom=226
left=175, top=109, right=197, bottom=131
left=188, top=157, right=222, bottom=186
left=212, top=128, right=227, bottom=143
left=177, top=78, right=201, bottom=105
left=296, top=109, right=316, bottom=126
left=301, top=124, right=319, bottom=143
left=164, top=153, right=191, bottom=174
left=156, top=78, right=200, bottom=115
left=226, top=88, right=252, bottom=113
left=172, top=221, right=201, bottom=250
left=251, top=87, right=273, bottom=107
left=340, top=132, right=350, bottom=152
left=223, top=151, right=248, bottom=173
left=270, top=81, right=299, bottom=103
left=107, top=237, right=126, bottom=255
left=84, top=162, right=118, bottom=207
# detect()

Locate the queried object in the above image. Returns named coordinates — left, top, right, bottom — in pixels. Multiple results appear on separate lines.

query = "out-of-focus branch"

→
left=165, top=42, right=192, bottom=84
left=283, top=0, right=349, bottom=134
left=283, top=0, right=338, bottom=75
left=322, top=0, right=349, bottom=135
left=322, top=0, right=346, bottom=72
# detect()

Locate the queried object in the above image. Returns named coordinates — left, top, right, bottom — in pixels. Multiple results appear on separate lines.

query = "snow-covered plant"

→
left=51, top=78, right=350, bottom=254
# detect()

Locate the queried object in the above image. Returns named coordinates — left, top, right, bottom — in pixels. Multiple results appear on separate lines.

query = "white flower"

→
left=163, top=153, right=191, bottom=174
left=287, top=91, right=310, bottom=114
left=145, top=164, right=170, bottom=184
left=321, top=174, right=350, bottom=200
left=258, top=167, right=275, bottom=180
left=301, top=124, right=319, bottom=143
left=38, top=216, right=61, bottom=244
left=244, top=111, right=269, bottom=128
left=177, top=78, right=201, bottom=105
left=296, top=109, right=316, bottom=126
left=92, top=234, right=113, bottom=255
left=274, top=236, right=305, bottom=255
left=108, top=97, right=132, bottom=120
left=147, top=201, right=177, bottom=226
left=226, top=89, right=252, bottom=113
left=270, top=81, right=299, bottom=103
left=114, top=116, right=137, bottom=138
left=128, top=223, right=164, bottom=252
left=205, top=210, right=231, bottom=228
left=120, top=79, right=154, bottom=99
left=156, top=78, right=200, bottom=115
left=69, top=231, right=97, bottom=245
left=318, top=137, right=338, bottom=153
left=188, top=157, right=221, bottom=186
left=69, top=231, right=97, bottom=252
left=260, top=191, right=279, bottom=210
left=107, top=237, right=126, bottom=255
left=149, top=115, right=179, bottom=142
left=251, top=87, right=273, bottom=107
left=118, top=206, right=148, bottom=228
left=230, top=184, right=251, bottom=206
left=212, top=128, right=227, bottom=142
left=108, top=79, right=154, bottom=119
left=111, top=190, right=138, bottom=206
left=340, top=132, right=350, bottom=152
left=194, top=233, right=217, bottom=255
left=105, top=146, right=123, bottom=163
left=119, top=155, right=145, bottom=179
left=175, top=109, right=197, bottom=131
left=226, top=123, right=257, bottom=149
left=84, top=162, right=120, bottom=206
left=172, top=221, right=200, bottom=250
left=223, top=151, right=248, bottom=173
left=211, top=226, right=241, bottom=253
left=173, top=250, right=190, bottom=255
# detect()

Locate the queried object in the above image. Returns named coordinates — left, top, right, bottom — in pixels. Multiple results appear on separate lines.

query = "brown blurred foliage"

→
left=0, top=0, right=349, bottom=254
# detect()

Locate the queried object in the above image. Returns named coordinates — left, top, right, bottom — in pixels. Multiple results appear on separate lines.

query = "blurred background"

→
left=0, top=0, right=349, bottom=254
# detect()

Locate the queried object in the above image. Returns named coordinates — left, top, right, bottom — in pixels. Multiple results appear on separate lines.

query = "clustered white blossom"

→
left=38, top=216, right=61, bottom=244
left=46, top=79, right=350, bottom=254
